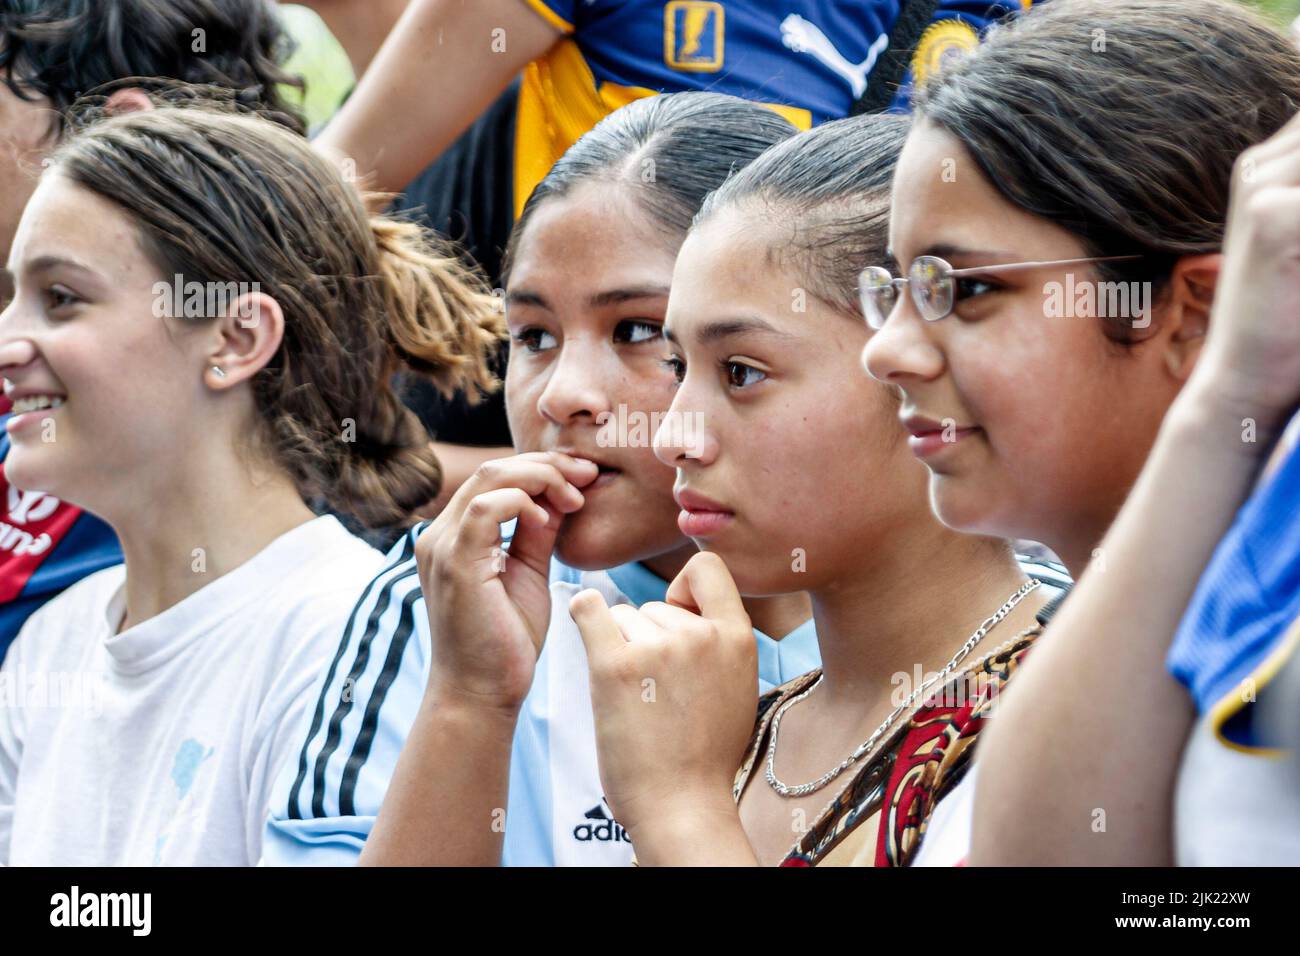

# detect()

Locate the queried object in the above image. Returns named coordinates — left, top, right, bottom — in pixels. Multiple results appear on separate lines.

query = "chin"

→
left=929, top=475, right=1010, bottom=539
left=697, top=543, right=801, bottom=598
left=554, top=510, right=682, bottom=572
left=3, top=447, right=65, bottom=498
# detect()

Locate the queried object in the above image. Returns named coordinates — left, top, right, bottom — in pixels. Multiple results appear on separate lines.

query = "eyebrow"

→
left=914, top=243, right=1019, bottom=263
left=504, top=284, right=671, bottom=312
left=504, top=289, right=549, bottom=309
left=672, top=315, right=798, bottom=347
left=587, top=285, right=670, bottom=309
left=3, top=255, right=100, bottom=281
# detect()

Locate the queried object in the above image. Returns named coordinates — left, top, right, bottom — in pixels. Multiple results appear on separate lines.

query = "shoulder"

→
left=5, top=563, right=125, bottom=666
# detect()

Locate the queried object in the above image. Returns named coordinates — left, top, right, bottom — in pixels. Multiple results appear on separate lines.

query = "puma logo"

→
left=780, top=13, right=890, bottom=99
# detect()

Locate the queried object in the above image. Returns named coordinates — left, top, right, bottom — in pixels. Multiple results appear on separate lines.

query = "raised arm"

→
left=971, top=113, right=1300, bottom=865
left=316, top=0, right=562, bottom=197
left=360, top=452, right=595, bottom=865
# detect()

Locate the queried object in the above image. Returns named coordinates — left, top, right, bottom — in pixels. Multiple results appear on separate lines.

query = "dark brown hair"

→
left=914, top=0, right=1300, bottom=340
left=502, top=92, right=799, bottom=282
left=51, top=106, right=503, bottom=527
left=0, top=0, right=305, bottom=135
left=697, top=113, right=910, bottom=317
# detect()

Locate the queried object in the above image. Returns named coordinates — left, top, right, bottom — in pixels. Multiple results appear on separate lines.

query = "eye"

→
left=45, top=285, right=81, bottom=312
left=612, top=319, right=662, bottom=345
left=660, top=354, right=685, bottom=385
left=511, top=326, right=558, bottom=353
left=953, top=276, right=1000, bottom=301
left=721, top=359, right=766, bottom=390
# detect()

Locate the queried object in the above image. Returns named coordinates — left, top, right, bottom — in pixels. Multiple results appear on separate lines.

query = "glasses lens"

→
left=858, top=267, right=897, bottom=330
left=910, top=256, right=953, bottom=322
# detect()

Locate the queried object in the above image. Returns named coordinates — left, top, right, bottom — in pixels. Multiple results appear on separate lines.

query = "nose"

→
left=0, top=338, right=39, bottom=385
left=861, top=297, right=946, bottom=386
left=535, top=335, right=613, bottom=426
left=653, top=377, right=718, bottom=467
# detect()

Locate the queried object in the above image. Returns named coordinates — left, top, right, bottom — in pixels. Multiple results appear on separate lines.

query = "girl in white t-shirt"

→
left=0, top=105, right=502, bottom=864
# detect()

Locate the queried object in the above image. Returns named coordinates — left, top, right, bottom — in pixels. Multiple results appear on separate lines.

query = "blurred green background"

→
left=1255, top=0, right=1300, bottom=22
left=278, top=4, right=354, bottom=130
left=275, top=0, right=1300, bottom=131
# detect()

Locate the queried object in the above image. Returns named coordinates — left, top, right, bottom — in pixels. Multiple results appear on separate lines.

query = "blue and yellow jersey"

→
left=1167, top=425, right=1300, bottom=752
left=514, top=0, right=1035, bottom=216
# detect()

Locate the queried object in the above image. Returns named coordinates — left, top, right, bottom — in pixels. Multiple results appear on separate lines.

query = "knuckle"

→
left=464, top=494, right=495, bottom=522
left=473, top=459, right=504, bottom=484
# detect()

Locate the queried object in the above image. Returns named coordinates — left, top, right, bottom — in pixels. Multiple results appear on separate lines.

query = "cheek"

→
left=503, top=365, right=543, bottom=450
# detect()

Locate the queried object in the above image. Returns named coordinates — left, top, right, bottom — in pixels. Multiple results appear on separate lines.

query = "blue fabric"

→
left=1167, top=439, right=1300, bottom=735
left=0, top=416, right=122, bottom=663
left=533, top=0, right=1030, bottom=121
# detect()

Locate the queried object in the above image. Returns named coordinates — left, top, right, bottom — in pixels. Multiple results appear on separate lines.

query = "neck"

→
left=741, top=591, right=814, bottom=641
left=98, top=443, right=315, bottom=632
left=1044, top=510, right=1118, bottom=580
left=809, top=523, right=1040, bottom=712
left=640, top=546, right=813, bottom=640
left=309, top=0, right=410, bottom=78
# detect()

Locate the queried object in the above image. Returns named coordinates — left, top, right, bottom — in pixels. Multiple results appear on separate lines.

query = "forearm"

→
left=316, top=0, right=559, bottom=196
left=972, top=376, right=1277, bottom=865
left=625, top=794, right=760, bottom=867
left=360, top=687, right=518, bottom=866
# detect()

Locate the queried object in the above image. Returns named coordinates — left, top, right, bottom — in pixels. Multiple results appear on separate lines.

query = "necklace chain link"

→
left=764, top=579, right=1042, bottom=798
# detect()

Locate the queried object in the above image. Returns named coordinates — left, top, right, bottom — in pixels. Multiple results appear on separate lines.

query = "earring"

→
left=210, top=365, right=227, bottom=380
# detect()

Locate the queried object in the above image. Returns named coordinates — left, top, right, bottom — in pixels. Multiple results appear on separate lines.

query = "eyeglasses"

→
left=857, top=255, right=1145, bottom=331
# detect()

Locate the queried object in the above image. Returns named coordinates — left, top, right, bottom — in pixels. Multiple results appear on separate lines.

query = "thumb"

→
left=665, top=551, right=747, bottom=625
left=569, top=589, right=626, bottom=664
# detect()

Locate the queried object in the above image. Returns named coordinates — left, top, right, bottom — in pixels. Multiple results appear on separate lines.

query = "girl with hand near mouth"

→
left=0, top=105, right=502, bottom=865
left=266, top=93, right=816, bottom=867
left=570, top=114, right=1067, bottom=867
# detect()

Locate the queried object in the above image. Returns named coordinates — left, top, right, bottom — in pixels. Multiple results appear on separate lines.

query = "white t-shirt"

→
left=1175, top=711, right=1300, bottom=866
left=0, top=515, right=383, bottom=866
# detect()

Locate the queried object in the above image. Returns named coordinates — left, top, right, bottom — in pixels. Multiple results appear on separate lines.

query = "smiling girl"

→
left=570, top=114, right=1069, bottom=867
left=0, top=105, right=502, bottom=864
left=856, top=0, right=1300, bottom=863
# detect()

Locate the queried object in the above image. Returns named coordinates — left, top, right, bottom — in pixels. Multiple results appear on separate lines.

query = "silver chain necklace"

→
left=764, top=579, right=1042, bottom=798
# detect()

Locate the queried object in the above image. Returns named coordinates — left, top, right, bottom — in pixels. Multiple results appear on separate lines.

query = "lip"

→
left=900, top=412, right=981, bottom=460
left=674, top=486, right=735, bottom=538
left=5, top=399, right=64, bottom=436
left=550, top=447, right=622, bottom=492
left=4, top=385, right=67, bottom=402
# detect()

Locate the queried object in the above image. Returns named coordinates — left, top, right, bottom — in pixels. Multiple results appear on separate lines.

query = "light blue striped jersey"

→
left=261, top=523, right=819, bottom=866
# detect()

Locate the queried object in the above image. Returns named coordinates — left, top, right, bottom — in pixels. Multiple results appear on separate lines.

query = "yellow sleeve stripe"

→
left=520, top=0, right=575, bottom=34
left=1208, top=615, right=1300, bottom=755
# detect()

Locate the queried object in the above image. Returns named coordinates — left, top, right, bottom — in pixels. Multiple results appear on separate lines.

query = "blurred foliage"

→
left=278, top=4, right=355, bottom=131
left=1249, top=0, right=1300, bottom=23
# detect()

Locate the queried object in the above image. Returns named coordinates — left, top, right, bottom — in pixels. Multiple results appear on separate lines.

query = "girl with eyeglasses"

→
left=859, top=0, right=1300, bottom=863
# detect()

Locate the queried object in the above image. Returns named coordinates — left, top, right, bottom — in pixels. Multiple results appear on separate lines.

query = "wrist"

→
left=624, top=787, right=752, bottom=866
left=422, top=674, right=525, bottom=729
left=1183, top=359, right=1294, bottom=444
